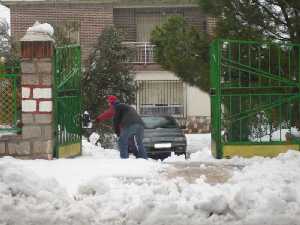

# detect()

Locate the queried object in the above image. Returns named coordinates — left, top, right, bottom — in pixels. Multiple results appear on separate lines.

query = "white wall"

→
left=135, top=71, right=211, bottom=117
left=135, top=71, right=178, bottom=80
left=186, top=85, right=210, bottom=117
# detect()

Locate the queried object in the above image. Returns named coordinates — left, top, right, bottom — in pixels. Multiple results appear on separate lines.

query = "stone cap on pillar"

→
left=20, top=21, right=55, bottom=58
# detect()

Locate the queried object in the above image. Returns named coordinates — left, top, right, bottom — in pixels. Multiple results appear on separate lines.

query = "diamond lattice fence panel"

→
left=0, top=77, right=14, bottom=127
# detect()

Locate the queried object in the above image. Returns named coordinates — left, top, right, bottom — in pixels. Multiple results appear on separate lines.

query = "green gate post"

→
left=210, top=40, right=222, bottom=158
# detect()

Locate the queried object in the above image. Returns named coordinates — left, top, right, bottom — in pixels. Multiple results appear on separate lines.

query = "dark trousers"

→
left=118, top=123, right=148, bottom=159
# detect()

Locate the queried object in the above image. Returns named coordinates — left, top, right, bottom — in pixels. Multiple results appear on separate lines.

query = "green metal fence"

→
left=0, top=66, right=20, bottom=133
left=53, top=45, right=82, bottom=158
left=210, top=39, right=300, bottom=158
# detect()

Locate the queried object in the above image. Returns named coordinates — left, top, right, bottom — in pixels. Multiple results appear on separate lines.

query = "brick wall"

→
left=9, top=3, right=212, bottom=62
left=114, top=6, right=208, bottom=42
left=114, top=8, right=136, bottom=41
left=207, top=16, right=217, bottom=36
left=184, top=7, right=207, bottom=32
left=10, top=3, right=114, bottom=62
left=0, top=38, right=55, bottom=159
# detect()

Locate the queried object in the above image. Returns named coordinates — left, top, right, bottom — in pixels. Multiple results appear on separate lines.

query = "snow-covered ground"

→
left=1, top=134, right=300, bottom=225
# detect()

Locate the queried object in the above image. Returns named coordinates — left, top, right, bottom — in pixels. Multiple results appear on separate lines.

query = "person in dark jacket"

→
left=96, top=95, right=148, bottom=159
left=113, top=102, right=148, bottom=159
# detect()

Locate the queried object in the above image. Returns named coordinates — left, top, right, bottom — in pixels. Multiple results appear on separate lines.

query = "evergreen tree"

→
left=82, top=26, right=136, bottom=146
left=199, top=0, right=300, bottom=43
left=53, top=20, right=80, bottom=46
left=150, top=16, right=210, bottom=93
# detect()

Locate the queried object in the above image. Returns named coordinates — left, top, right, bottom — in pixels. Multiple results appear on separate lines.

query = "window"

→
left=136, top=11, right=183, bottom=42
left=136, top=80, right=186, bottom=117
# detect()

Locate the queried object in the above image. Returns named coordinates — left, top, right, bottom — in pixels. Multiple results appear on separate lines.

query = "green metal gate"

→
left=53, top=45, right=82, bottom=158
left=211, top=39, right=300, bottom=158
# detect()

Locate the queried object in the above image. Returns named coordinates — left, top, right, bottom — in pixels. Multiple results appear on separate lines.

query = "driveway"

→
left=164, top=161, right=244, bottom=184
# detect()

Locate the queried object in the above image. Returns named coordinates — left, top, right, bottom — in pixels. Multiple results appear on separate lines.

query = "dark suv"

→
left=141, top=116, right=187, bottom=159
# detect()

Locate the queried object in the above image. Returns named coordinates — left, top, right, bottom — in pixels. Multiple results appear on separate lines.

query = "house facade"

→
left=3, top=0, right=214, bottom=133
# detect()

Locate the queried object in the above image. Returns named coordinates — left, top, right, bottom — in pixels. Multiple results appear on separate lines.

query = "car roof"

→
left=141, top=115, right=174, bottom=119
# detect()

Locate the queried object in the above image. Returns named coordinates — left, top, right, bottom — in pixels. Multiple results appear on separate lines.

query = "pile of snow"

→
left=0, top=4, right=10, bottom=28
left=0, top=125, right=16, bottom=137
left=0, top=132, right=16, bottom=138
left=250, top=127, right=300, bottom=142
left=88, top=132, right=101, bottom=146
left=27, top=21, right=54, bottom=36
left=187, top=133, right=211, bottom=153
left=1, top=134, right=300, bottom=225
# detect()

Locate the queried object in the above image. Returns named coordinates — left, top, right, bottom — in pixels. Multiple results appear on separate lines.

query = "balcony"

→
left=122, top=42, right=156, bottom=64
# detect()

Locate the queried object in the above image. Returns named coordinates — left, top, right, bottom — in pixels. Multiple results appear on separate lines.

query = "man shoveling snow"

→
left=95, top=95, right=148, bottom=159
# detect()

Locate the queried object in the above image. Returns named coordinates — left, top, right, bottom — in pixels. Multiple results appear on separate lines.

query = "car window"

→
left=142, top=116, right=178, bottom=129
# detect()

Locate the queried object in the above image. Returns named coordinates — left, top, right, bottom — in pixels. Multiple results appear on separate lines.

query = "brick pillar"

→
left=20, top=31, right=55, bottom=159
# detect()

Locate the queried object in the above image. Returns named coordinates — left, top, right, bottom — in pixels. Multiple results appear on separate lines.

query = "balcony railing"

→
left=122, top=42, right=155, bottom=64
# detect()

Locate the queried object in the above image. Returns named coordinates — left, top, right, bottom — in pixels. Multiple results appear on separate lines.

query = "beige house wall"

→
left=135, top=70, right=178, bottom=80
left=186, top=86, right=210, bottom=116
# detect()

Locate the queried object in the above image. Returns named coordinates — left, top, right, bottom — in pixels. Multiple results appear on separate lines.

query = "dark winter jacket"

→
left=113, top=103, right=144, bottom=136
